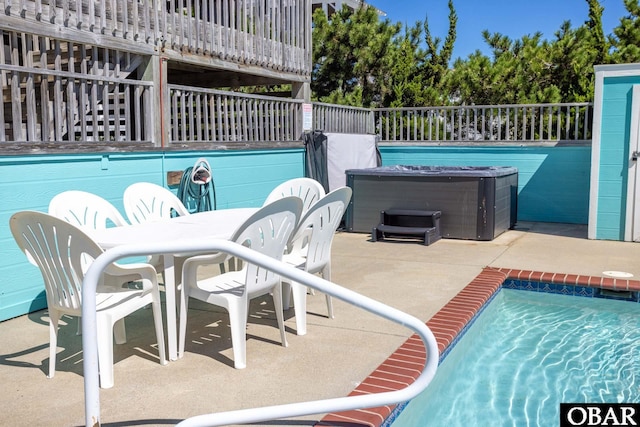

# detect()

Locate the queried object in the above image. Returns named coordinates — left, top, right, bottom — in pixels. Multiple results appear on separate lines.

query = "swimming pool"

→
left=390, top=289, right=640, bottom=426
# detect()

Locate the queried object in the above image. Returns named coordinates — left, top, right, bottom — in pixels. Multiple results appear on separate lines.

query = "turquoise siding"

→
left=0, top=149, right=304, bottom=321
left=380, top=145, right=591, bottom=224
left=0, top=145, right=592, bottom=320
left=162, top=150, right=306, bottom=208
left=595, top=76, right=640, bottom=240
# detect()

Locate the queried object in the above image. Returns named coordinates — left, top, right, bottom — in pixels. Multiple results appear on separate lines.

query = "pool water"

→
left=391, top=289, right=640, bottom=427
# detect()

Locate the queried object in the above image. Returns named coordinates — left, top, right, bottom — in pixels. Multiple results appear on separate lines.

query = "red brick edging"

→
left=315, top=267, right=640, bottom=427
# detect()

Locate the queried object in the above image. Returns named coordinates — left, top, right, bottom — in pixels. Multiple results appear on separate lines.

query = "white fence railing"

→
left=82, top=239, right=440, bottom=427
left=165, top=0, right=311, bottom=75
left=374, top=103, right=593, bottom=144
left=169, top=85, right=303, bottom=143
left=0, top=32, right=154, bottom=143
left=0, top=38, right=594, bottom=148
left=312, top=102, right=376, bottom=134
left=165, top=92, right=378, bottom=143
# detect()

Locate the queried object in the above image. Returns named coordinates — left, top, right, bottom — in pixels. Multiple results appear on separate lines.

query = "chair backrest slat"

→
left=234, top=196, right=302, bottom=295
left=290, top=186, right=352, bottom=274
left=263, top=178, right=325, bottom=217
left=124, top=182, right=190, bottom=224
left=48, top=190, right=128, bottom=231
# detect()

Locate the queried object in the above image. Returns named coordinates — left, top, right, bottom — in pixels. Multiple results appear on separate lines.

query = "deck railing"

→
left=0, top=0, right=312, bottom=75
left=0, top=32, right=154, bottom=143
left=169, top=85, right=303, bottom=143
left=312, top=101, right=375, bottom=134
left=165, top=0, right=311, bottom=74
left=0, top=39, right=594, bottom=148
left=374, top=103, right=593, bottom=144
left=166, top=91, right=377, bottom=144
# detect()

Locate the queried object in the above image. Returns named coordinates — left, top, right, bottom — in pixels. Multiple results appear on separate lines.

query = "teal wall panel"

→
left=0, top=149, right=304, bottom=321
left=380, top=145, right=591, bottom=224
left=0, top=153, right=169, bottom=321
left=0, top=144, right=591, bottom=321
left=161, top=148, right=304, bottom=208
left=203, top=149, right=305, bottom=208
left=594, top=75, right=640, bottom=239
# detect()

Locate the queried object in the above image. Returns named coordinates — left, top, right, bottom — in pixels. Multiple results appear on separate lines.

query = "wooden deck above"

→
left=0, top=0, right=312, bottom=81
left=0, top=0, right=313, bottom=148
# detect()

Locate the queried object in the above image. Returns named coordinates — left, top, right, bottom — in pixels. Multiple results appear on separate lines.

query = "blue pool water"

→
left=391, top=289, right=640, bottom=427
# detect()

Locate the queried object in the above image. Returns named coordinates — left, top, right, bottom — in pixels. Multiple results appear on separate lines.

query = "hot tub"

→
left=345, top=165, right=518, bottom=241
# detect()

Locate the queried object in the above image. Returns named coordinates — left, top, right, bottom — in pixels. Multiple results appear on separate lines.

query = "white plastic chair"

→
left=48, top=190, right=129, bottom=230
left=178, top=196, right=303, bottom=369
left=123, top=182, right=191, bottom=281
left=48, top=190, right=163, bottom=288
left=263, top=177, right=325, bottom=217
left=9, top=211, right=167, bottom=389
left=123, top=182, right=190, bottom=225
left=281, top=186, right=352, bottom=336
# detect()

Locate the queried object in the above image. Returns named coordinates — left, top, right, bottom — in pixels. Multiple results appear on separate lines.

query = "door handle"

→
left=633, top=151, right=640, bottom=161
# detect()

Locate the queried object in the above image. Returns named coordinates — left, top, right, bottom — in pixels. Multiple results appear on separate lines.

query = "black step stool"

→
left=372, top=209, right=442, bottom=246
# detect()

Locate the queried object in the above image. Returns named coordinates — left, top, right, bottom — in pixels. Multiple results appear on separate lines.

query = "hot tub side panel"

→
left=492, top=173, right=519, bottom=237
left=346, top=174, right=484, bottom=239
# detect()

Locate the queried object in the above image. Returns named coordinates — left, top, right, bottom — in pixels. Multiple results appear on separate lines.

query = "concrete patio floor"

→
left=3, top=221, right=640, bottom=427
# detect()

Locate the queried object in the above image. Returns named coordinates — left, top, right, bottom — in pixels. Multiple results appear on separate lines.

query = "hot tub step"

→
left=372, top=209, right=442, bottom=246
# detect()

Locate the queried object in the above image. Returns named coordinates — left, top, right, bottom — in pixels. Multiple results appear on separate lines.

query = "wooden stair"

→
left=1, top=31, right=143, bottom=141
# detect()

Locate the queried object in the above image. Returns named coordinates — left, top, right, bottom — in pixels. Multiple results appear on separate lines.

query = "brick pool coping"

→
left=315, top=267, right=640, bottom=427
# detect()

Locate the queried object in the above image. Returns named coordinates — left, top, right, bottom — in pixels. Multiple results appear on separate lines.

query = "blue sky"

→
left=365, top=0, right=630, bottom=61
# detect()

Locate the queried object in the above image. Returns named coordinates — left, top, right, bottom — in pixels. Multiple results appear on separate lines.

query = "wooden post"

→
left=292, top=81, right=309, bottom=139
left=138, top=54, right=165, bottom=147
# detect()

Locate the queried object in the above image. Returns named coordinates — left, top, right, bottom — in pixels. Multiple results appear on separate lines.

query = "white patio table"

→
left=91, top=207, right=259, bottom=361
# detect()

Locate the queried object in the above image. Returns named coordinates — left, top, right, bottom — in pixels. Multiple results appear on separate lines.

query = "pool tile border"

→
left=315, top=267, right=640, bottom=427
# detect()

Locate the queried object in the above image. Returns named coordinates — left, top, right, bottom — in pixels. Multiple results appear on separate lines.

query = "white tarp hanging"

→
left=326, top=132, right=379, bottom=191
left=304, top=131, right=381, bottom=192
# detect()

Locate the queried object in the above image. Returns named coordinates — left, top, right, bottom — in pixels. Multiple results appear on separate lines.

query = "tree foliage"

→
left=610, top=0, right=640, bottom=63
left=311, top=0, right=640, bottom=108
left=382, top=0, right=458, bottom=107
left=311, top=5, right=400, bottom=107
left=443, top=0, right=610, bottom=104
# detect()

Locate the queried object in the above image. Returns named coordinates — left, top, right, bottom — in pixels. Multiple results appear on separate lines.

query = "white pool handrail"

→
left=82, top=239, right=439, bottom=427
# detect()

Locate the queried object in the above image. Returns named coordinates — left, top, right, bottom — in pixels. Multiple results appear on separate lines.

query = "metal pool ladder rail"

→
left=82, top=239, right=440, bottom=427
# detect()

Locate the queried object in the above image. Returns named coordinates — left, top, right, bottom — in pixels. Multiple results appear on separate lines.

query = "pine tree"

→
left=444, top=0, right=609, bottom=105
left=419, top=0, right=457, bottom=105
left=310, top=0, right=630, bottom=109
left=311, top=5, right=400, bottom=107
left=610, top=0, right=640, bottom=63
left=379, top=0, right=457, bottom=107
